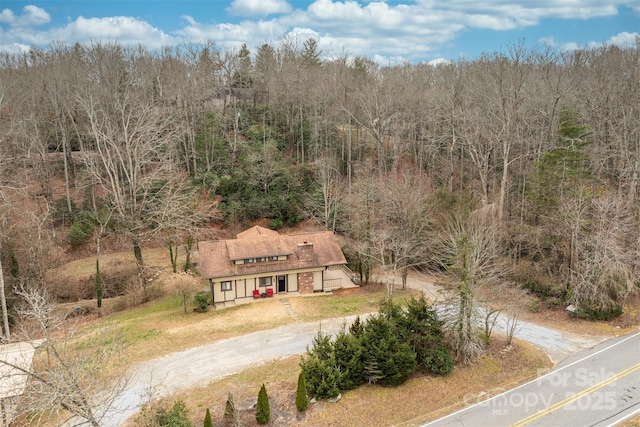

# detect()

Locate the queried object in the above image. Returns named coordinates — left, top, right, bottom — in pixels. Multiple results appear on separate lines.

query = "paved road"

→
left=422, top=331, right=640, bottom=427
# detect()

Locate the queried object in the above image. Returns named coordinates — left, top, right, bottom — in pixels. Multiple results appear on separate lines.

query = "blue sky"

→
left=1, top=0, right=639, bottom=64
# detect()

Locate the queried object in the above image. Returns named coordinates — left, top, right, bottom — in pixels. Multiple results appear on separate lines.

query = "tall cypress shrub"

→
left=256, top=384, right=270, bottom=424
left=296, top=371, right=309, bottom=412
left=203, top=408, right=213, bottom=427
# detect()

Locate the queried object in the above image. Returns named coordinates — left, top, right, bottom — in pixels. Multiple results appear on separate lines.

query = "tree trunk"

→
left=498, top=138, right=510, bottom=221
left=60, top=123, right=73, bottom=214
left=133, top=238, right=147, bottom=300
left=0, top=255, right=10, bottom=342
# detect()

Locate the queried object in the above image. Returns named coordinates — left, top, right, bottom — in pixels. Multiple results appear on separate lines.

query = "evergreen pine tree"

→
left=183, top=235, right=194, bottom=272
left=256, top=384, right=270, bottom=424
left=296, top=371, right=309, bottom=411
left=333, top=329, right=364, bottom=390
left=360, top=314, right=416, bottom=386
left=300, top=330, right=344, bottom=399
left=529, top=107, right=592, bottom=221
left=301, top=354, right=342, bottom=399
left=394, top=296, right=453, bottom=375
left=9, top=248, right=19, bottom=277
left=348, top=315, right=364, bottom=338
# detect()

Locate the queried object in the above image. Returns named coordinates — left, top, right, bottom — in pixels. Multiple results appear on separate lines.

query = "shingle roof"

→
left=198, top=226, right=347, bottom=280
left=226, top=236, right=292, bottom=261
left=236, top=225, right=279, bottom=239
left=0, top=341, right=40, bottom=400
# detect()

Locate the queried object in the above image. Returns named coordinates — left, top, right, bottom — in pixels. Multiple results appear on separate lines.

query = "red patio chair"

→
left=253, top=289, right=260, bottom=298
left=266, top=288, right=274, bottom=297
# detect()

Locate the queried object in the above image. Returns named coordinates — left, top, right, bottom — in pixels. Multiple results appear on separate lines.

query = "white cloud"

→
left=0, top=9, right=16, bottom=24
left=177, top=18, right=286, bottom=47
left=227, top=0, right=292, bottom=17
left=0, top=5, right=50, bottom=27
left=606, top=31, right=640, bottom=46
left=539, top=36, right=557, bottom=46
left=56, top=16, right=176, bottom=48
left=21, top=5, right=50, bottom=26
left=0, top=13, right=175, bottom=50
left=419, top=1, right=622, bottom=30
left=560, top=31, right=639, bottom=52
left=560, top=41, right=581, bottom=52
left=176, top=0, right=640, bottom=63
left=62, top=16, right=171, bottom=46
left=0, top=1, right=638, bottom=63
left=181, top=15, right=197, bottom=26
left=427, top=57, right=451, bottom=66
left=0, top=42, right=30, bottom=54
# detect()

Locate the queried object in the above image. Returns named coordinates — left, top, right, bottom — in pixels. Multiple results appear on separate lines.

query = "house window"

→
left=259, top=277, right=272, bottom=287
left=257, top=257, right=266, bottom=262
left=268, top=256, right=278, bottom=261
left=221, top=281, right=232, bottom=291
left=245, top=258, right=254, bottom=263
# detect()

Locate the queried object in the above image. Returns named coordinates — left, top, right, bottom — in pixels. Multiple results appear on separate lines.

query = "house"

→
left=198, top=226, right=352, bottom=307
left=0, top=341, right=41, bottom=426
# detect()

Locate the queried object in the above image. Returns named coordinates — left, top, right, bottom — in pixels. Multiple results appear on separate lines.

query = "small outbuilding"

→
left=0, top=341, right=40, bottom=426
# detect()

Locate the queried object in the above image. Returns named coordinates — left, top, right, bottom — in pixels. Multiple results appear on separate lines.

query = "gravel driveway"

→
left=104, top=273, right=606, bottom=426
left=106, top=315, right=361, bottom=426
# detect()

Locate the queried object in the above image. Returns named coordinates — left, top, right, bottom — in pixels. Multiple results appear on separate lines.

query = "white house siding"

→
left=222, top=287, right=234, bottom=302
left=236, top=279, right=247, bottom=298
left=313, top=270, right=323, bottom=291
left=208, top=266, right=335, bottom=303
left=288, top=273, right=298, bottom=292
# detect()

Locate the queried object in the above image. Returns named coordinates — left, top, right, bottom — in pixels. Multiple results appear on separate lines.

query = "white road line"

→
left=421, top=331, right=640, bottom=426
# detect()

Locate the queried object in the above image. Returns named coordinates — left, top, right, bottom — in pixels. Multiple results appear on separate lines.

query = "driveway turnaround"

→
left=105, top=316, right=360, bottom=427
left=422, top=331, right=640, bottom=427
left=103, top=310, right=608, bottom=426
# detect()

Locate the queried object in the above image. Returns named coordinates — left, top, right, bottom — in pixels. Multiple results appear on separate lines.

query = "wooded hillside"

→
left=1, top=38, right=638, bottom=327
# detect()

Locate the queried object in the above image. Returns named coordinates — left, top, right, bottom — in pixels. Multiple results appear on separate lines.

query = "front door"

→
left=277, top=275, right=287, bottom=292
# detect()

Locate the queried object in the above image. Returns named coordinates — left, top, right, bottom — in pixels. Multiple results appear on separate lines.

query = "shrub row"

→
left=301, top=296, right=454, bottom=400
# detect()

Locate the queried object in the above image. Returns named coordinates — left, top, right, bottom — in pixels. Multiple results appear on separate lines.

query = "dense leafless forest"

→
left=0, top=37, right=639, bottom=326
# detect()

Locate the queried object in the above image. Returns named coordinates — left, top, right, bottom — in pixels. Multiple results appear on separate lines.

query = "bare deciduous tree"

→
left=170, top=272, right=202, bottom=314
left=571, top=194, right=636, bottom=314
left=435, top=209, right=507, bottom=364
left=355, top=168, right=433, bottom=299
left=2, top=284, right=130, bottom=426
left=308, top=156, right=344, bottom=232
left=75, top=43, right=206, bottom=298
